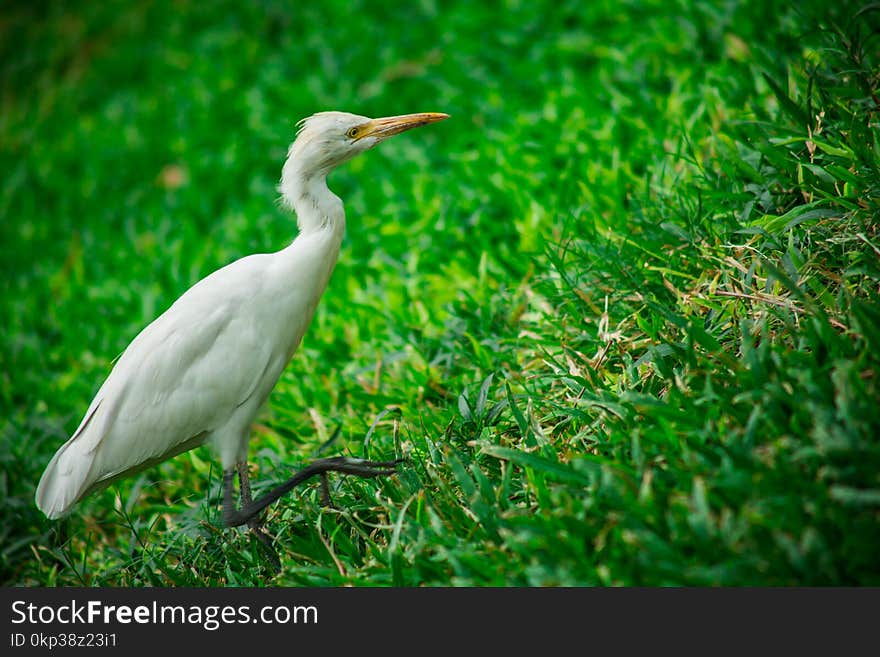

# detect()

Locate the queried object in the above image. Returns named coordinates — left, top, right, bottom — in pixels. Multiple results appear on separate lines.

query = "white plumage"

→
left=36, top=110, right=448, bottom=522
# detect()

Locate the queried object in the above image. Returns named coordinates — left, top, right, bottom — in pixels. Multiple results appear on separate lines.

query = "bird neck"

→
left=279, top=162, right=346, bottom=236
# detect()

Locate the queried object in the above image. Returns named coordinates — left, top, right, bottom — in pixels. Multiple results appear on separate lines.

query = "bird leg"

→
left=236, top=463, right=281, bottom=572
left=222, top=456, right=402, bottom=529
left=319, top=473, right=335, bottom=509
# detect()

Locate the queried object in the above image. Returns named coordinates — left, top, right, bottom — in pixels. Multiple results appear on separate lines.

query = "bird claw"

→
left=316, top=456, right=405, bottom=479
left=223, top=455, right=404, bottom=529
left=316, top=456, right=404, bottom=508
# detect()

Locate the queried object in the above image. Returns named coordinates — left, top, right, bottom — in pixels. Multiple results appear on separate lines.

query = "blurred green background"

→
left=2, top=0, right=878, bottom=585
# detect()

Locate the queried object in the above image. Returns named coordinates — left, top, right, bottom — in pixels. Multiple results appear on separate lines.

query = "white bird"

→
left=35, top=111, right=448, bottom=556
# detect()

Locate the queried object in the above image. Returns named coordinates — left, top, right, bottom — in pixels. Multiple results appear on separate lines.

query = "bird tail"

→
left=35, top=400, right=105, bottom=519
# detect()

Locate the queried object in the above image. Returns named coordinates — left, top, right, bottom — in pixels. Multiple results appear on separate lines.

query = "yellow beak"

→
left=356, top=112, right=449, bottom=140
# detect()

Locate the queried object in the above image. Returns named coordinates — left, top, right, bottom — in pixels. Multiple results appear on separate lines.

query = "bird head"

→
left=285, top=110, right=449, bottom=177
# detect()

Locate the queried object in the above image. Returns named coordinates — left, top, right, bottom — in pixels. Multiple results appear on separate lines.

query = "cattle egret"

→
left=35, top=111, right=449, bottom=560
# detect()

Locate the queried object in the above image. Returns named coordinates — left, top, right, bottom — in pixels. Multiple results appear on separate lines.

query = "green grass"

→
left=2, top=0, right=878, bottom=585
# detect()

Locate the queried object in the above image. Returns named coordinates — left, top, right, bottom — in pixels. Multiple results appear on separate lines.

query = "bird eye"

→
left=346, top=127, right=359, bottom=139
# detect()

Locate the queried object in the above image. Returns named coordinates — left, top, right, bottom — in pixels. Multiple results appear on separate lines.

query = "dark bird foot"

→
left=222, top=456, right=404, bottom=529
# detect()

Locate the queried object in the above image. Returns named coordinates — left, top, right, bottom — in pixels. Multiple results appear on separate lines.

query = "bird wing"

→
left=36, top=255, right=278, bottom=518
